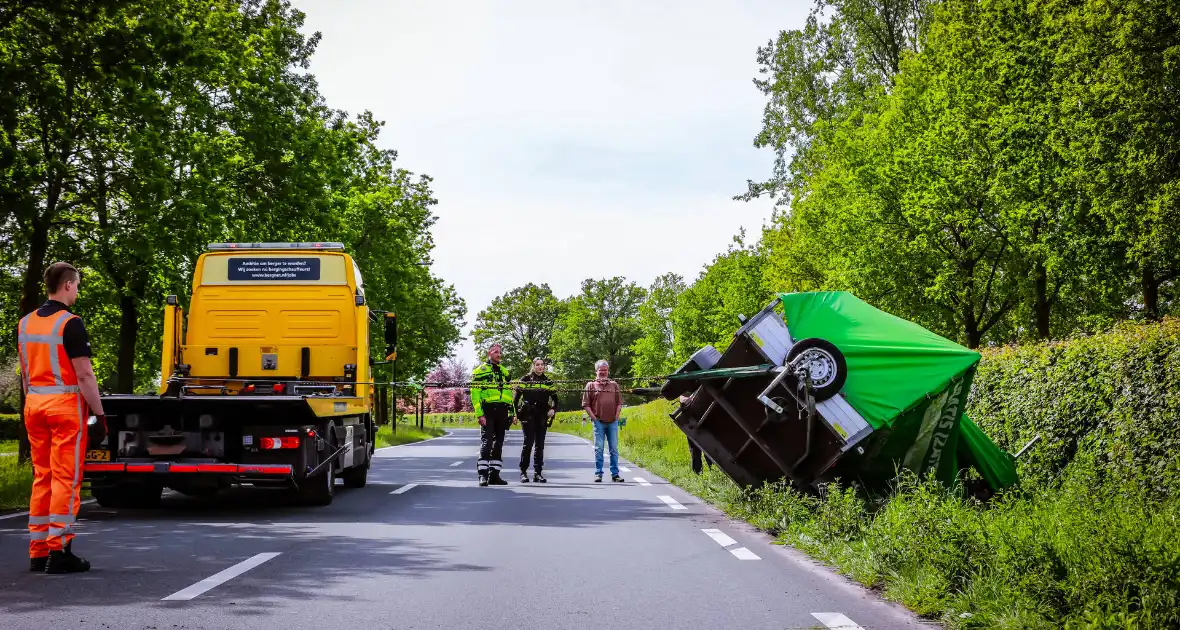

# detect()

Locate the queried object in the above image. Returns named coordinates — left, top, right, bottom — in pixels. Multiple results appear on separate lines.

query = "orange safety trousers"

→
left=18, top=309, right=87, bottom=558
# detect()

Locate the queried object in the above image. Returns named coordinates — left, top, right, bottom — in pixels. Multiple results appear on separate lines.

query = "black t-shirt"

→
left=31, top=301, right=92, bottom=359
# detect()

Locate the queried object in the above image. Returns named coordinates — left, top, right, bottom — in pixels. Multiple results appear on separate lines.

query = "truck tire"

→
left=341, top=459, right=369, bottom=488
left=298, top=423, right=337, bottom=506
left=786, top=338, right=848, bottom=402
left=298, top=461, right=336, bottom=506
left=93, top=483, right=163, bottom=509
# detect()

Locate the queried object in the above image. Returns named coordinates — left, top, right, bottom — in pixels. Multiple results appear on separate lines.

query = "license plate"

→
left=84, top=450, right=110, bottom=462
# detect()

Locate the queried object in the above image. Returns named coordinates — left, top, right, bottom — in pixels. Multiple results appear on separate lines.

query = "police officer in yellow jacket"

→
left=471, top=343, right=515, bottom=486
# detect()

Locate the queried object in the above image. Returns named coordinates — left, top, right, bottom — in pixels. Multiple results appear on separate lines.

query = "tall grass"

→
left=554, top=400, right=1180, bottom=629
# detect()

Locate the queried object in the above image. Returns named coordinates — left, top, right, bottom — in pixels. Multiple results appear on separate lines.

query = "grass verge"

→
left=552, top=400, right=1180, bottom=629
left=376, top=423, right=446, bottom=447
left=0, top=454, right=34, bottom=511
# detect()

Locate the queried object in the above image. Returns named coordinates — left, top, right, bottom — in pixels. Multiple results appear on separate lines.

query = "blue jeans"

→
left=593, top=420, right=619, bottom=476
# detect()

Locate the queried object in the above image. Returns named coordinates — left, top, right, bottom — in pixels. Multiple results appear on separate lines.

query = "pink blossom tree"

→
left=424, top=358, right=473, bottom=413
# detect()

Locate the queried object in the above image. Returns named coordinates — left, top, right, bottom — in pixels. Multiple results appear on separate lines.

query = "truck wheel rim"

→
left=800, top=348, right=837, bottom=388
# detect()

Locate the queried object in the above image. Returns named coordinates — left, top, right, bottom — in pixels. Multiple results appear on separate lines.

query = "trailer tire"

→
left=93, top=483, right=163, bottom=509
left=787, top=338, right=847, bottom=401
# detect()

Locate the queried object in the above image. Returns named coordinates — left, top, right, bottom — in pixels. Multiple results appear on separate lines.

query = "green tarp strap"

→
left=664, top=365, right=777, bottom=381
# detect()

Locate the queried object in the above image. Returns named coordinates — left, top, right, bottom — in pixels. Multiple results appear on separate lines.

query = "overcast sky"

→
left=292, top=1, right=809, bottom=364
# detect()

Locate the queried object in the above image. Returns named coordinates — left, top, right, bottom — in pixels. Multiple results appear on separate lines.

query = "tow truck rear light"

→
left=83, top=463, right=293, bottom=476
left=83, top=463, right=125, bottom=472
left=244, top=384, right=256, bottom=393
left=273, top=383, right=286, bottom=394
left=238, top=464, right=293, bottom=475
left=259, top=436, right=301, bottom=450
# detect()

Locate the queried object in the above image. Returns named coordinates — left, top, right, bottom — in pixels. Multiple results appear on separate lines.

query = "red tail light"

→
left=244, top=384, right=256, bottom=393
left=273, top=383, right=286, bottom=394
left=259, top=436, right=301, bottom=450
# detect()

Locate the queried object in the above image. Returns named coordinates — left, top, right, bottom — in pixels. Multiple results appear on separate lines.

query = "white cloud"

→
left=293, top=0, right=808, bottom=364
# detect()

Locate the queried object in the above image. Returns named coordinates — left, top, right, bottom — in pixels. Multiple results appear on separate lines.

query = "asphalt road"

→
left=0, top=429, right=931, bottom=630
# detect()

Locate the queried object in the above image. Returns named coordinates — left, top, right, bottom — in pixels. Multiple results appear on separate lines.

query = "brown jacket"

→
left=582, top=378, right=621, bottom=423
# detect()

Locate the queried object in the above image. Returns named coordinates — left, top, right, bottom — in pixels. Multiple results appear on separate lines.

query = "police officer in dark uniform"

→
left=515, top=358, right=558, bottom=483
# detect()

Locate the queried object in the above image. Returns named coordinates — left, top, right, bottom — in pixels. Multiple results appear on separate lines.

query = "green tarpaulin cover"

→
left=778, top=291, right=1018, bottom=491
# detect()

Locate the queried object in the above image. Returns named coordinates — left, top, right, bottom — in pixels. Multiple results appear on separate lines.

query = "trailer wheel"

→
left=787, top=338, right=848, bottom=401
left=93, top=483, right=163, bottom=509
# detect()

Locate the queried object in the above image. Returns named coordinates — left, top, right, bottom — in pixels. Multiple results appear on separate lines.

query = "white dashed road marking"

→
left=702, top=528, right=737, bottom=547
left=633, top=477, right=652, bottom=487
left=449, top=461, right=463, bottom=467
left=811, top=613, right=864, bottom=629
left=729, top=547, right=761, bottom=560
left=702, top=528, right=762, bottom=560
left=390, top=483, right=419, bottom=495
left=162, top=552, right=281, bottom=601
left=620, top=466, right=631, bottom=472
left=657, top=495, right=687, bottom=510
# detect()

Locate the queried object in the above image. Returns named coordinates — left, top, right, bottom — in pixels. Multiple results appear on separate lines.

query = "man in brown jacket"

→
left=583, top=359, right=623, bottom=482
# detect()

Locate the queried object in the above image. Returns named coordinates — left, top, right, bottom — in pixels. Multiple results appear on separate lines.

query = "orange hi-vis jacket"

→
left=18, top=309, right=89, bottom=557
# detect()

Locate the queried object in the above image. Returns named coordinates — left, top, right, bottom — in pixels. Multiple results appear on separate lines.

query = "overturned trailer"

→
left=662, top=291, right=1018, bottom=494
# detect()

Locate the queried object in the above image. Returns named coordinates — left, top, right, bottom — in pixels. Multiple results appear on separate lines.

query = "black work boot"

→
left=45, top=542, right=90, bottom=574
left=612, top=474, right=625, bottom=483
left=520, top=471, right=530, bottom=483
left=533, top=471, right=547, bottom=483
left=30, top=556, right=48, bottom=572
left=478, top=472, right=489, bottom=487
left=488, top=470, right=508, bottom=486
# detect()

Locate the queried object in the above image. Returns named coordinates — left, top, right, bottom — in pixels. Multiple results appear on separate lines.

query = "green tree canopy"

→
left=471, top=283, right=563, bottom=375
left=551, top=277, right=646, bottom=380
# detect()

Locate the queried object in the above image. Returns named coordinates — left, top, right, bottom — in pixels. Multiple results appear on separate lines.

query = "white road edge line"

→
left=729, top=547, right=761, bottom=560
left=390, top=483, right=419, bottom=495
left=657, top=495, right=687, bottom=510
left=633, top=477, right=652, bottom=487
left=701, top=528, right=738, bottom=547
left=811, top=612, right=864, bottom=629
left=449, top=461, right=463, bottom=467
left=0, top=498, right=95, bottom=521
left=162, top=552, right=281, bottom=601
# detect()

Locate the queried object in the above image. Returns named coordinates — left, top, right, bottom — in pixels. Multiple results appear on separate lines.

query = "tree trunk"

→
left=963, top=301, right=981, bottom=349
left=116, top=293, right=139, bottom=393
left=1143, top=263, right=1161, bottom=321
left=1035, top=260, right=1051, bottom=339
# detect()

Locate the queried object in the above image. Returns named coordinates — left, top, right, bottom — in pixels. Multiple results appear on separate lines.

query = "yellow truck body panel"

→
left=165, top=248, right=374, bottom=415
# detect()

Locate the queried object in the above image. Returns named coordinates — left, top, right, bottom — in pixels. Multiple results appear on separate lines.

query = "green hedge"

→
left=969, top=317, right=1180, bottom=497
left=0, top=413, right=19, bottom=441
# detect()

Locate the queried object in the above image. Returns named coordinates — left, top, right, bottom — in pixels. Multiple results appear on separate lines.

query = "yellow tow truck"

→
left=84, top=242, right=396, bottom=507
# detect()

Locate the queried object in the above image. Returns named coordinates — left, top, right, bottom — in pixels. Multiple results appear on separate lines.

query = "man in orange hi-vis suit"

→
left=18, top=262, right=106, bottom=574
